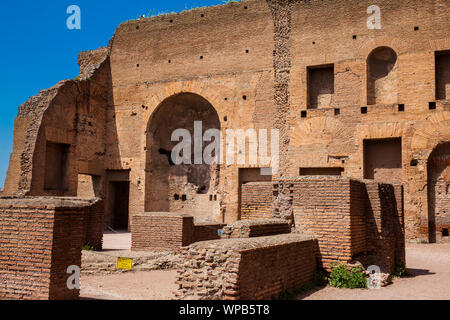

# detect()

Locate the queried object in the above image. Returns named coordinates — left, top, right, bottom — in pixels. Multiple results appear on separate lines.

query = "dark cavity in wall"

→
left=363, top=138, right=402, bottom=183
left=300, top=167, right=344, bottom=176
left=435, top=50, right=450, bottom=100
left=307, top=64, right=335, bottom=109
left=44, top=142, right=70, bottom=191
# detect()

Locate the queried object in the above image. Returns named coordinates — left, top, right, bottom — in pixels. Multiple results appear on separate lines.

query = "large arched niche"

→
left=367, top=46, right=398, bottom=105
left=145, top=92, right=221, bottom=222
left=427, top=141, right=450, bottom=243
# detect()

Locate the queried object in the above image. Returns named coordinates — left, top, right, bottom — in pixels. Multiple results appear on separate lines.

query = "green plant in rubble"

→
left=329, top=263, right=367, bottom=289
left=312, top=269, right=328, bottom=287
left=82, top=244, right=96, bottom=251
left=393, top=259, right=410, bottom=278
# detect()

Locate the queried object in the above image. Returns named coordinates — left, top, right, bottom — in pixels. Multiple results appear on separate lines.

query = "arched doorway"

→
left=367, top=46, right=398, bottom=105
left=427, top=142, right=450, bottom=243
left=145, top=93, right=221, bottom=222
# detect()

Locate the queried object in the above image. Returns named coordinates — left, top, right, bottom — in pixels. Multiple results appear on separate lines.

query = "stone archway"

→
left=427, top=142, right=450, bottom=243
left=145, top=93, right=221, bottom=222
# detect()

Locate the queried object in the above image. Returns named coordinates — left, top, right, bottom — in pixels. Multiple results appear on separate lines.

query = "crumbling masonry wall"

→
left=174, top=234, right=316, bottom=300
left=2, top=0, right=450, bottom=245
left=221, top=219, right=290, bottom=239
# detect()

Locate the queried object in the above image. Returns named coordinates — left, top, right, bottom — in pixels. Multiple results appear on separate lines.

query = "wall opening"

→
left=307, top=64, right=334, bottom=109
left=363, top=138, right=402, bottom=183
left=145, top=93, right=221, bottom=222
left=367, top=47, right=398, bottom=105
left=443, top=228, right=449, bottom=237
left=110, top=181, right=130, bottom=230
left=106, top=170, right=130, bottom=231
left=44, top=142, right=70, bottom=191
left=300, top=167, right=344, bottom=176
left=435, top=50, right=450, bottom=100
left=427, top=142, right=450, bottom=243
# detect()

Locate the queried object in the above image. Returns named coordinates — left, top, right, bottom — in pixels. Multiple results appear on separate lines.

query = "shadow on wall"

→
left=427, top=141, right=450, bottom=243
left=364, top=182, right=405, bottom=274
left=367, top=46, right=398, bottom=105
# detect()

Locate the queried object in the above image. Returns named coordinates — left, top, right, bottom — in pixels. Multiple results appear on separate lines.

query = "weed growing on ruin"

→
left=393, top=259, right=411, bottom=278
left=329, top=263, right=367, bottom=289
left=82, top=244, right=96, bottom=251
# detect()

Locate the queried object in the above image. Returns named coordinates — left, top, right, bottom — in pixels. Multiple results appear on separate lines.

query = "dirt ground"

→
left=80, top=233, right=450, bottom=300
left=299, top=243, right=450, bottom=300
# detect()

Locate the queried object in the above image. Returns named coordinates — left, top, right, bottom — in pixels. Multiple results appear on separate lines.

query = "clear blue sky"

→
left=0, top=0, right=229, bottom=188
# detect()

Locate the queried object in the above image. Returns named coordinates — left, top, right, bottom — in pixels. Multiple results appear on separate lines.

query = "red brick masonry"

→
left=132, top=212, right=225, bottom=251
left=0, top=197, right=92, bottom=300
left=174, top=234, right=316, bottom=300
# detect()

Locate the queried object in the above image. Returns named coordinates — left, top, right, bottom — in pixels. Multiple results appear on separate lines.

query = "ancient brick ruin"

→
left=0, top=0, right=449, bottom=300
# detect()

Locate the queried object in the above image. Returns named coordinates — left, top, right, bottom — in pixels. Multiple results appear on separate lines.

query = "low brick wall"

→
left=275, top=177, right=366, bottom=271
left=194, top=223, right=226, bottom=243
left=221, top=219, right=291, bottom=239
left=273, top=176, right=405, bottom=273
left=174, top=234, right=316, bottom=300
left=132, top=212, right=194, bottom=251
left=0, top=197, right=88, bottom=300
left=240, top=182, right=273, bottom=220
left=82, top=199, right=104, bottom=250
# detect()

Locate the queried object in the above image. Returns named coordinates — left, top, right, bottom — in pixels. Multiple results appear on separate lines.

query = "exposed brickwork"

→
left=3, top=0, right=450, bottom=241
left=275, top=177, right=366, bottom=270
left=240, top=182, right=273, bottom=220
left=0, top=198, right=87, bottom=300
left=174, top=234, right=316, bottom=300
left=131, top=212, right=194, bottom=251
left=364, top=182, right=402, bottom=274
left=271, top=176, right=405, bottom=272
left=193, top=223, right=226, bottom=243
left=393, top=184, right=406, bottom=264
left=82, top=199, right=104, bottom=250
left=131, top=213, right=228, bottom=251
left=221, top=219, right=291, bottom=239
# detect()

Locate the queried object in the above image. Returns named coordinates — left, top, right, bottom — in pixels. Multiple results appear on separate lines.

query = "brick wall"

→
left=364, top=182, right=402, bottom=273
left=273, top=177, right=405, bottom=273
left=82, top=199, right=104, bottom=250
left=0, top=198, right=86, bottom=300
left=132, top=213, right=228, bottom=251
left=174, top=234, right=316, bottom=300
left=194, top=223, right=226, bottom=243
left=240, top=182, right=273, bottom=220
left=131, top=212, right=194, bottom=251
left=221, top=219, right=291, bottom=239
left=276, top=177, right=367, bottom=271
left=393, top=184, right=406, bottom=264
